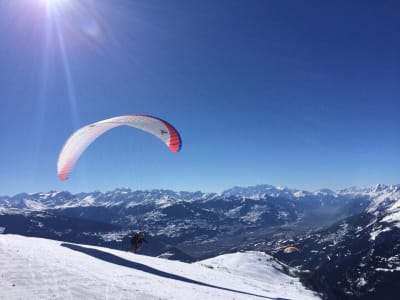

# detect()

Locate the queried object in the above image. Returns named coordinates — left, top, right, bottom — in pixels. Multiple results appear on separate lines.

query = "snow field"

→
left=0, top=234, right=320, bottom=300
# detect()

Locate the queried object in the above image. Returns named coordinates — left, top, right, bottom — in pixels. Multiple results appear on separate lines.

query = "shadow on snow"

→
left=61, top=243, right=289, bottom=300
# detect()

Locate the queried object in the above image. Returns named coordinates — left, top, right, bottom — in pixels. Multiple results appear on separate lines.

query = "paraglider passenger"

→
left=128, top=231, right=147, bottom=253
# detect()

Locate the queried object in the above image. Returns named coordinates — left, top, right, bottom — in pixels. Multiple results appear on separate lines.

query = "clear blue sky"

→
left=0, top=0, right=399, bottom=195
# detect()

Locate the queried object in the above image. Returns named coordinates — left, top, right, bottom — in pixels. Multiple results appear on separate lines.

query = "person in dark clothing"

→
left=127, top=231, right=147, bottom=253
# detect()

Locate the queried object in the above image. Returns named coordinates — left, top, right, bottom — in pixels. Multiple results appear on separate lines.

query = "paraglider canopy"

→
left=57, top=114, right=182, bottom=180
left=283, top=246, right=300, bottom=254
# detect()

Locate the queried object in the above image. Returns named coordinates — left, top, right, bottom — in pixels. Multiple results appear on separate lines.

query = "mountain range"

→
left=1, top=184, right=399, bottom=299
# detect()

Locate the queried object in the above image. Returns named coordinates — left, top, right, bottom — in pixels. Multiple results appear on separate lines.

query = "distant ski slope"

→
left=0, top=234, right=320, bottom=300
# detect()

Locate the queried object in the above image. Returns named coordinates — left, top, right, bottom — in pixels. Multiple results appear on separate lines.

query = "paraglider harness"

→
left=129, top=231, right=147, bottom=253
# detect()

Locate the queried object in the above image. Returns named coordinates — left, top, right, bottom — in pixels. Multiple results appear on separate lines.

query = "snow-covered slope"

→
left=0, top=234, right=320, bottom=300
left=365, top=184, right=400, bottom=230
left=197, top=251, right=302, bottom=290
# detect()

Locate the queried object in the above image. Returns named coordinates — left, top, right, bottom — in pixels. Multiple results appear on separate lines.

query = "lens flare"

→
left=42, top=0, right=66, bottom=11
left=44, top=0, right=62, bottom=5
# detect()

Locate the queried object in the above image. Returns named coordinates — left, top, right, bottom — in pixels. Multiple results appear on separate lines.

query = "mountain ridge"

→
left=2, top=183, right=399, bottom=212
left=1, top=183, right=399, bottom=299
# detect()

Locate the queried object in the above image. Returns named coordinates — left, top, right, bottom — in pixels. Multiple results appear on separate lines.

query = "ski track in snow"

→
left=0, top=235, right=320, bottom=300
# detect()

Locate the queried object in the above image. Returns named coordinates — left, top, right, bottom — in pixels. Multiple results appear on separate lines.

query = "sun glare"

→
left=43, top=0, right=65, bottom=9
left=44, top=0, right=60, bottom=4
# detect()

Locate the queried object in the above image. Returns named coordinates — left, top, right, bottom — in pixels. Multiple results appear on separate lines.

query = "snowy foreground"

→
left=0, top=235, right=320, bottom=300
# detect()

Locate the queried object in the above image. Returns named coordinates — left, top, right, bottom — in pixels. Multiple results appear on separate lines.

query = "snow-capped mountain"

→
left=1, top=184, right=399, bottom=299
left=0, top=184, right=377, bottom=258
left=247, top=184, right=400, bottom=300
left=0, top=185, right=370, bottom=260
left=0, top=183, right=380, bottom=211
left=0, top=189, right=213, bottom=211
left=222, top=184, right=311, bottom=199
left=0, top=234, right=321, bottom=300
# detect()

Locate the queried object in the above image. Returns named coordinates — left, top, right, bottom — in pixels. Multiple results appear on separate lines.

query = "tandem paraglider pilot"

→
left=127, top=231, right=147, bottom=253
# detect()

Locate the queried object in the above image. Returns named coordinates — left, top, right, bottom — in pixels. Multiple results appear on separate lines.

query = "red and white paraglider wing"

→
left=57, top=115, right=181, bottom=181
left=120, top=115, right=182, bottom=153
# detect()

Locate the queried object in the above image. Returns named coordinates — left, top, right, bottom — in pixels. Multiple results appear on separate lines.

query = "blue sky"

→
left=0, top=0, right=399, bottom=195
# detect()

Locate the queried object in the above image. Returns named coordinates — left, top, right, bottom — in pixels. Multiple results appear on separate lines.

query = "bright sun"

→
left=43, top=0, right=65, bottom=8
left=41, top=0, right=69, bottom=14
